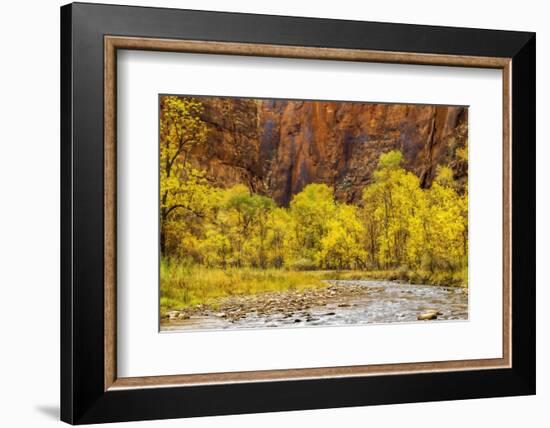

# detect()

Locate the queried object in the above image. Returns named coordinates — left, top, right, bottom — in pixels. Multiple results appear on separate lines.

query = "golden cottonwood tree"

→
left=287, top=183, right=336, bottom=264
left=196, top=185, right=279, bottom=268
left=362, top=151, right=467, bottom=273
left=362, top=151, right=425, bottom=268
left=159, top=96, right=209, bottom=254
left=423, top=166, right=467, bottom=271
left=224, top=186, right=276, bottom=268
left=158, top=101, right=468, bottom=285
left=319, top=204, right=367, bottom=269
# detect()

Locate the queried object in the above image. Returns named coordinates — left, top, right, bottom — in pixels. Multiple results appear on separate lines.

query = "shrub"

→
left=287, top=258, right=318, bottom=271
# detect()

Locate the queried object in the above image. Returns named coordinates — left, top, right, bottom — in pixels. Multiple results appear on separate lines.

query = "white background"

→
left=118, top=51, right=502, bottom=377
left=0, top=0, right=546, bottom=427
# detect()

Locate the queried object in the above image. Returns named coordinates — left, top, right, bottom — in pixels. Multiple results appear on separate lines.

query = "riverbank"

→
left=160, top=262, right=467, bottom=316
left=162, top=281, right=377, bottom=324
left=326, top=267, right=467, bottom=288
left=161, top=279, right=468, bottom=330
left=160, top=263, right=330, bottom=315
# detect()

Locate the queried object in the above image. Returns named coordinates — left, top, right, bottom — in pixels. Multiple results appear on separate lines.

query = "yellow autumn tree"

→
left=362, top=150, right=426, bottom=269
left=225, top=186, right=276, bottom=268
left=423, top=166, right=467, bottom=271
left=266, top=207, right=291, bottom=268
left=361, top=150, right=467, bottom=279
left=287, top=183, right=337, bottom=268
left=158, top=98, right=468, bottom=288
left=159, top=96, right=210, bottom=255
left=319, top=204, right=367, bottom=269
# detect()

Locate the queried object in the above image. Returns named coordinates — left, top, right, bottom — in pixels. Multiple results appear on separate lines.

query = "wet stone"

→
left=162, top=280, right=468, bottom=331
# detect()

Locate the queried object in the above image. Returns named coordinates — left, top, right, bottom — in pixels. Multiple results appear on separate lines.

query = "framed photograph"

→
left=60, top=2, right=535, bottom=424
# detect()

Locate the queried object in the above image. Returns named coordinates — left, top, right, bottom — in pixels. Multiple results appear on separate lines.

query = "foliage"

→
left=159, top=96, right=211, bottom=253
left=159, top=100, right=468, bottom=309
left=319, top=204, right=367, bottom=270
left=160, top=150, right=467, bottom=280
left=361, top=152, right=467, bottom=273
left=287, top=183, right=336, bottom=263
left=160, top=260, right=328, bottom=312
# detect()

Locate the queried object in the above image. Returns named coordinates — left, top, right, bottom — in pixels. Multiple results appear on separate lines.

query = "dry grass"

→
left=319, top=268, right=468, bottom=287
left=160, top=259, right=467, bottom=314
left=160, top=260, right=329, bottom=313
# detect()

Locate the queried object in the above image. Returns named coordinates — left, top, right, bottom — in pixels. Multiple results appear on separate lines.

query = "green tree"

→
left=216, top=185, right=276, bottom=268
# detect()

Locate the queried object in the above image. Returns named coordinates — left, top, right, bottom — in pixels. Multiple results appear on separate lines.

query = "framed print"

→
left=156, top=95, right=470, bottom=332
left=60, top=2, right=536, bottom=424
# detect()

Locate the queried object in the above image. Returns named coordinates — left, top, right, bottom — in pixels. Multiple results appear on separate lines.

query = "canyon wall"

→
left=187, top=96, right=468, bottom=205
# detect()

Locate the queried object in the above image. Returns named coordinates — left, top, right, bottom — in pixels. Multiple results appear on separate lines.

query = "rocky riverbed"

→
left=161, top=280, right=468, bottom=331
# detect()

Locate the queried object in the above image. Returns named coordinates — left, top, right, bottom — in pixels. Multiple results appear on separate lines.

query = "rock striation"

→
left=187, top=96, right=468, bottom=205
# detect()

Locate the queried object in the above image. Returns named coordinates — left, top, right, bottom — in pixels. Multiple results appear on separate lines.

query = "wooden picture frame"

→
left=61, top=2, right=535, bottom=424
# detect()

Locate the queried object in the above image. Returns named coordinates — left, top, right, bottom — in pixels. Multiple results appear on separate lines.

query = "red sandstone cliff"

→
left=187, top=96, right=467, bottom=205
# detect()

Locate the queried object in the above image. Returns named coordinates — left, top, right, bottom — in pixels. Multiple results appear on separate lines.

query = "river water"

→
left=162, top=280, right=468, bottom=332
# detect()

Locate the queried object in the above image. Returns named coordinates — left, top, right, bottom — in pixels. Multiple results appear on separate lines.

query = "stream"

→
left=161, top=280, right=468, bottom=331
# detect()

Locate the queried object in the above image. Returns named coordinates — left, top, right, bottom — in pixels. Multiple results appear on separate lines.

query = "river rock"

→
left=417, top=311, right=439, bottom=320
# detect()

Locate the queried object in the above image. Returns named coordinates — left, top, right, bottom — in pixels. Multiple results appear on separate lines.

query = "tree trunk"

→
left=160, top=208, right=166, bottom=255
